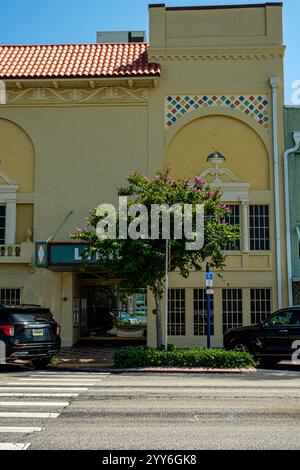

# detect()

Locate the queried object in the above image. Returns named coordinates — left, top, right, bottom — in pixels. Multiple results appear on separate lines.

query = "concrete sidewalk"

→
left=55, top=345, right=116, bottom=368
left=54, top=339, right=146, bottom=369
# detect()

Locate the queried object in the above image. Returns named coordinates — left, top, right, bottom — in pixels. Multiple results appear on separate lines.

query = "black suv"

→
left=0, top=304, right=61, bottom=368
left=224, top=307, right=300, bottom=366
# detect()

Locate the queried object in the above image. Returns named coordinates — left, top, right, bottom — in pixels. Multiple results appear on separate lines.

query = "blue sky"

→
left=0, top=0, right=298, bottom=103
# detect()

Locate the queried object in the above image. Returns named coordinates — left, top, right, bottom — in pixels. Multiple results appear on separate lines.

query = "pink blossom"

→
left=195, top=176, right=206, bottom=185
left=221, top=204, right=231, bottom=213
left=194, top=188, right=201, bottom=193
left=167, top=177, right=173, bottom=185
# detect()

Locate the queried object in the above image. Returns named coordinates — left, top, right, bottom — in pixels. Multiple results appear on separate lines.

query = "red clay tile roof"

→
left=0, top=43, right=160, bottom=79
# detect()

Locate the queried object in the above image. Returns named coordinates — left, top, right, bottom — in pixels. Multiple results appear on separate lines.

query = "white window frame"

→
left=0, top=205, right=5, bottom=245
left=223, top=203, right=241, bottom=252
left=249, top=204, right=270, bottom=251
left=250, top=288, right=272, bottom=325
left=222, top=288, right=243, bottom=334
left=0, top=288, right=21, bottom=306
left=168, top=288, right=186, bottom=336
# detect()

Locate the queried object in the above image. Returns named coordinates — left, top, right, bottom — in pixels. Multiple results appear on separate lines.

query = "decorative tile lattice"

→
left=165, top=95, right=269, bottom=129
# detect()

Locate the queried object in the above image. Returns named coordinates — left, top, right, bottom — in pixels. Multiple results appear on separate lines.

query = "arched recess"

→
left=165, top=110, right=271, bottom=190
left=0, top=117, right=35, bottom=193
left=0, top=118, right=35, bottom=244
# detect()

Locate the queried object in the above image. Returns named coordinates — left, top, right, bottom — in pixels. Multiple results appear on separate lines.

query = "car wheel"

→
left=231, top=341, right=250, bottom=353
left=32, top=358, right=51, bottom=369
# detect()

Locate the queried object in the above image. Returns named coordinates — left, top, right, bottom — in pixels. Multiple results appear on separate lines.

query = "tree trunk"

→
left=154, top=288, right=163, bottom=348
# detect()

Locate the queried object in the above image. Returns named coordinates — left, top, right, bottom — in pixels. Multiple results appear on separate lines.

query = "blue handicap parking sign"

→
left=205, top=273, right=214, bottom=281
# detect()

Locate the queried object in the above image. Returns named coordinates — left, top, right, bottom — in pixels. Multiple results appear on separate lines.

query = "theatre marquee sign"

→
left=35, top=242, right=99, bottom=270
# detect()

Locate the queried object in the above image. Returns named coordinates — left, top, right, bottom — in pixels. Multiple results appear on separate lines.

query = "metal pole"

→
left=269, top=77, right=282, bottom=309
left=206, top=263, right=211, bottom=349
left=165, top=239, right=169, bottom=352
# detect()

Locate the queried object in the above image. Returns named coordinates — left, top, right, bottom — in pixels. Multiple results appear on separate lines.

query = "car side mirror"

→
left=259, top=321, right=265, bottom=329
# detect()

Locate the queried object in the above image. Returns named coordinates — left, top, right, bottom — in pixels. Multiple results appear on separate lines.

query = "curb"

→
left=112, top=367, right=257, bottom=374
left=50, top=365, right=257, bottom=374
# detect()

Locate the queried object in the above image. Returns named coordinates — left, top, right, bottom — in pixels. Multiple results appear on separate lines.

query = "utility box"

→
left=96, top=31, right=146, bottom=43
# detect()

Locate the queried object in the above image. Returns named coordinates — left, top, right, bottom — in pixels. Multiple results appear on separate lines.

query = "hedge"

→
left=114, top=346, right=257, bottom=369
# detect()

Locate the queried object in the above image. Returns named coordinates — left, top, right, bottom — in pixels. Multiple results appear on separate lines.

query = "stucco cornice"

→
left=5, top=86, right=149, bottom=106
left=149, top=46, right=285, bottom=61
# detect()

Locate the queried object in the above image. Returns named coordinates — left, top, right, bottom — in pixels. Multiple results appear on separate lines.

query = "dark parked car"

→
left=224, top=307, right=300, bottom=366
left=0, top=304, right=61, bottom=368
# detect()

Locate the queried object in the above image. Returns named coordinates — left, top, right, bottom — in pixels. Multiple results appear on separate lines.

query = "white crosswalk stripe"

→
left=0, top=370, right=109, bottom=450
left=34, top=373, right=110, bottom=377
left=0, top=387, right=88, bottom=391
left=0, top=412, right=60, bottom=418
left=8, top=380, right=102, bottom=386
left=0, top=427, right=42, bottom=433
left=5, top=383, right=96, bottom=386
left=0, top=443, right=31, bottom=450
left=0, top=393, right=78, bottom=397
left=31, top=376, right=105, bottom=380
left=0, top=401, right=69, bottom=407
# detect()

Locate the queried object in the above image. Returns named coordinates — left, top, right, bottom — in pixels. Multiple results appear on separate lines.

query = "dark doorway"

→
left=85, top=286, right=116, bottom=336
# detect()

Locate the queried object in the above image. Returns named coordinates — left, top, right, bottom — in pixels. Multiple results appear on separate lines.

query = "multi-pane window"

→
left=250, top=289, right=271, bottom=324
left=249, top=205, right=270, bottom=251
left=223, top=205, right=240, bottom=251
left=168, top=289, right=186, bottom=336
left=193, top=289, right=214, bottom=335
left=222, top=289, right=243, bottom=334
left=0, top=206, right=5, bottom=245
left=0, top=288, right=21, bottom=306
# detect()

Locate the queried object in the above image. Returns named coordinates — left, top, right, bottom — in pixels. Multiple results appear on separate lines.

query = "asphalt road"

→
left=0, top=364, right=300, bottom=450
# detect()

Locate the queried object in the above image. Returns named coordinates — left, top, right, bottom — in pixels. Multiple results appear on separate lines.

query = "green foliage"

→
left=157, top=343, right=177, bottom=351
left=71, top=168, right=239, bottom=293
left=114, top=346, right=257, bottom=369
left=114, top=319, right=147, bottom=331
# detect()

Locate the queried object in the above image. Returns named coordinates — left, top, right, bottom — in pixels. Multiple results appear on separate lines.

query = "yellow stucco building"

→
left=0, top=3, right=287, bottom=348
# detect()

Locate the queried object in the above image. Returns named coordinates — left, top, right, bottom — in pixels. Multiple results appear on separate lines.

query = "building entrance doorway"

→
left=79, top=286, right=115, bottom=337
left=77, top=282, right=147, bottom=341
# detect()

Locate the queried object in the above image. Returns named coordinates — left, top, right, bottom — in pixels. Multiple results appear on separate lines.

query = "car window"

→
left=290, top=310, right=300, bottom=326
left=32, top=312, right=53, bottom=321
left=10, top=312, right=53, bottom=322
left=264, top=311, right=293, bottom=327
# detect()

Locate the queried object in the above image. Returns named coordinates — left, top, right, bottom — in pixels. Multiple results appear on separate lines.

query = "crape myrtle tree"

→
left=71, top=169, right=239, bottom=348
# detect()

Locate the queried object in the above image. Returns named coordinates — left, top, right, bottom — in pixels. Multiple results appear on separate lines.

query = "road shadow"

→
left=258, top=361, right=300, bottom=372
left=0, top=362, right=33, bottom=373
